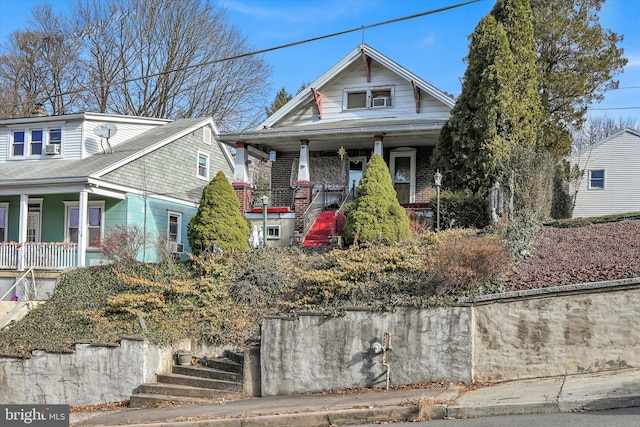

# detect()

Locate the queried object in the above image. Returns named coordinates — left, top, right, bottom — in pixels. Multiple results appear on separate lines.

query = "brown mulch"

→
left=507, top=219, right=640, bottom=291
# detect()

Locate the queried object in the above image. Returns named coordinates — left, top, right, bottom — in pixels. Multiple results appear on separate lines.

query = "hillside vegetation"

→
left=2, top=218, right=640, bottom=356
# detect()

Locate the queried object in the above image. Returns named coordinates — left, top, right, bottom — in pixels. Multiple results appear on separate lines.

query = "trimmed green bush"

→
left=188, top=171, right=250, bottom=255
left=343, top=154, right=411, bottom=245
left=433, top=191, right=491, bottom=230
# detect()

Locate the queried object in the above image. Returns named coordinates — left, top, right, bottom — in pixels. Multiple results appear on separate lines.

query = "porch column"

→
left=17, top=194, right=28, bottom=270
left=297, top=139, right=310, bottom=183
left=373, top=135, right=383, bottom=157
left=232, top=142, right=252, bottom=213
left=77, top=190, right=88, bottom=267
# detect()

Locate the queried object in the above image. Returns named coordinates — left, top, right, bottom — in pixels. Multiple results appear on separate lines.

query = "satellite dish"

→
left=94, top=123, right=117, bottom=139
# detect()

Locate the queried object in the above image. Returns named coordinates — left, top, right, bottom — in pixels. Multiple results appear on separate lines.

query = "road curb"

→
left=112, top=404, right=450, bottom=427
left=446, top=402, right=560, bottom=419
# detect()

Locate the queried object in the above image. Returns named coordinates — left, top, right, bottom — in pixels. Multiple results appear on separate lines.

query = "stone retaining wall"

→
left=261, top=307, right=473, bottom=396
left=0, top=339, right=174, bottom=405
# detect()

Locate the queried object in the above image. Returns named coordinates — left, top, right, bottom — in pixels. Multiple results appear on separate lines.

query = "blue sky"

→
left=1, top=0, right=639, bottom=120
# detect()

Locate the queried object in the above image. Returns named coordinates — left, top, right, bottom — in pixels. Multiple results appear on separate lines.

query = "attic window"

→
left=371, top=89, right=392, bottom=108
left=347, top=91, right=366, bottom=109
left=344, top=86, right=394, bottom=111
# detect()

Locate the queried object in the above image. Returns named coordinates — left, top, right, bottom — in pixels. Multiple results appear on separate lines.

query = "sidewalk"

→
left=71, top=368, right=640, bottom=426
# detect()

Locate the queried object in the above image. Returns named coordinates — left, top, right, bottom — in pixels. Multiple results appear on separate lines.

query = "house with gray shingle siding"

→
left=0, top=112, right=234, bottom=288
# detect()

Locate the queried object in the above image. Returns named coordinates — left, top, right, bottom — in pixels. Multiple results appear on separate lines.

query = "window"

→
left=0, top=203, right=8, bottom=241
left=344, top=86, right=394, bottom=110
left=167, top=211, right=182, bottom=243
left=203, top=127, right=212, bottom=145
left=64, top=202, right=105, bottom=248
left=10, top=125, right=63, bottom=157
left=49, top=128, right=62, bottom=145
left=12, top=130, right=25, bottom=156
left=589, top=169, right=605, bottom=189
left=266, top=225, right=281, bottom=240
left=346, top=91, right=366, bottom=109
left=30, top=129, right=43, bottom=155
left=197, top=152, right=209, bottom=180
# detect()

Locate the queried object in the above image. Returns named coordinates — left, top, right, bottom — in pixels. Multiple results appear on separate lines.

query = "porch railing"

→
left=250, top=187, right=296, bottom=210
left=0, top=242, right=78, bottom=271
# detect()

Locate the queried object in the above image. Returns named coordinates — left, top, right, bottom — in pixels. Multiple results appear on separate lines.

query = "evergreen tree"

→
left=187, top=171, right=250, bottom=255
left=343, top=154, right=411, bottom=245
left=265, top=87, right=293, bottom=117
left=432, top=14, right=516, bottom=195
left=532, top=0, right=627, bottom=159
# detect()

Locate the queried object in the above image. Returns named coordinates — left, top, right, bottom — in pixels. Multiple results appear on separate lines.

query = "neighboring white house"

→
left=570, top=128, right=640, bottom=218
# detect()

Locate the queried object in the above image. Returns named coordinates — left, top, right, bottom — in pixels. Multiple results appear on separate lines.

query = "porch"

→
left=0, top=241, right=77, bottom=271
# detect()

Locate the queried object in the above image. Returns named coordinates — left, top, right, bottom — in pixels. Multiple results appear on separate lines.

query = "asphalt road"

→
left=358, top=407, right=640, bottom=427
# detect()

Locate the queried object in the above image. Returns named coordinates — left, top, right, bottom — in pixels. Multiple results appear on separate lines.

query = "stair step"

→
left=172, top=364, right=242, bottom=383
left=223, top=349, right=244, bottom=365
left=129, top=393, right=222, bottom=408
left=156, top=373, right=243, bottom=392
left=139, top=382, right=240, bottom=399
left=201, top=357, right=243, bottom=374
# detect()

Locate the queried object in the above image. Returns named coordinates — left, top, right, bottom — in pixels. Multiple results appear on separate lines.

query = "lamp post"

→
left=260, top=194, right=269, bottom=247
left=434, top=170, right=442, bottom=231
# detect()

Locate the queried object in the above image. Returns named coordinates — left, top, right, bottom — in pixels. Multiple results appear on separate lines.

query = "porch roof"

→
left=0, top=117, right=209, bottom=189
left=218, top=117, right=446, bottom=152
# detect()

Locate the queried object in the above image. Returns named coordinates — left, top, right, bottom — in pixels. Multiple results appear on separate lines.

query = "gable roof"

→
left=0, top=117, right=231, bottom=187
left=569, top=127, right=640, bottom=161
left=260, top=43, right=455, bottom=129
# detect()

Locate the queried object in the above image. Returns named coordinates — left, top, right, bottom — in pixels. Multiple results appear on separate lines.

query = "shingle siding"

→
left=102, top=128, right=232, bottom=203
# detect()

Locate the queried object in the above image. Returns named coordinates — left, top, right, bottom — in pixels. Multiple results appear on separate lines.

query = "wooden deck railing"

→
left=0, top=242, right=78, bottom=271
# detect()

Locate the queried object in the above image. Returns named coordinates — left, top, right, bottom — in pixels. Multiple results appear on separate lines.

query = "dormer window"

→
left=10, top=125, right=63, bottom=158
left=344, top=86, right=394, bottom=111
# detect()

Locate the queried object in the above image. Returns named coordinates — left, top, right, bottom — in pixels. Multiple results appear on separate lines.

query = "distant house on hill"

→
left=218, top=43, right=454, bottom=247
left=0, top=110, right=233, bottom=289
left=570, top=128, right=640, bottom=218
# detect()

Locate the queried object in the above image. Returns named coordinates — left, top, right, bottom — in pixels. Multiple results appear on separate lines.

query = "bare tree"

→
left=0, top=0, right=272, bottom=130
left=571, top=115, right=640, bottom=153
left=0, top=3, right=84, bottom=117
left=73, top=0, right=271, bottom=129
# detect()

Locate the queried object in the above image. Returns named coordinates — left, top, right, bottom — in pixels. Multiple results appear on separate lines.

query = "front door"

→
left=390, top=148, right=416, bottom=204
left=27, top=211, right=41, bottom=242
left=348, top=156, right=367, bottom=193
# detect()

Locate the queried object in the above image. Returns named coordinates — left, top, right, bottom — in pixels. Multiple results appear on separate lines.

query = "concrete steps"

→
left=129, top=350, right=245, bottom=408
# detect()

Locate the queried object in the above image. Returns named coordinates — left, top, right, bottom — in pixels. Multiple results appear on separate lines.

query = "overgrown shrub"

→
left=188, top=171, right=250, bottom=255
left=428, top=233, right=508, bottom=295
left=550, top=173, right=573, bottom=219
left=343, top=154, right=411, bottom=245
left=433, top=191, right=491, bottom=230
left=102, top=224, right=147, bottom=263
left=495, top=212, right=542, bottom=262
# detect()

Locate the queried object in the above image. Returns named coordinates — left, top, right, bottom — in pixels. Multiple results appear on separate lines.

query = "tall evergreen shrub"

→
left=188, top=171, right=250, bottom=255
left=343, top=154, right=411, bottom=245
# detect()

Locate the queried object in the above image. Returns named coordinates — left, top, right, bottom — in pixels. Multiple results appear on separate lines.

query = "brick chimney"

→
left=29, top=103, right=47, bottom=117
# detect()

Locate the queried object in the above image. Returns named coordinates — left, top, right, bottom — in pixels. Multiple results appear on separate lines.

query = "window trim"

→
left=343, top=85, right=395, bottom=111
left=588, top=169, right=605, bottom=190
left=63, top=201, right=105, bottom=249
left=197, top=151, right=210, bottom=180
left=167, top=210, right=182, bottom=243
left=9, top=124, right=63, bottom=158
left=266, top=224, right=281, bottom=240
left=0, top=203, right=8, bottom=242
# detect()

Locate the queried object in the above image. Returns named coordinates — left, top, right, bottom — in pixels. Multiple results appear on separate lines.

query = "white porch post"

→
left=77, top=190, right=88, bottom=267
left=297, top=139, right=310, bottom=183
left=17, top=194, right=28, bottom=270
left=373, top=135, right=384, bottom=157
left=233, top=141, right=250, bottom=183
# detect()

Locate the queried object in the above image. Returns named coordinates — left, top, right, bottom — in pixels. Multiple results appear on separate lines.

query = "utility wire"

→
left=0, top=0, right=480, bottom=110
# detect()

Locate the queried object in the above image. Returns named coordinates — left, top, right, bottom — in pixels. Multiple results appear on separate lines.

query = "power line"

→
left=0, top=0, right=480, bottom=110
left=589, top=106, right=640, bottom=111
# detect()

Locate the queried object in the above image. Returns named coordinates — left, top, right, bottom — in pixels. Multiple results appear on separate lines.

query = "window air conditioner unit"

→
left=44, top=144, right=60, bottom=155
left=170, top=242, right=184, bottom=253
left=372, top=97, right=391, bottom=107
